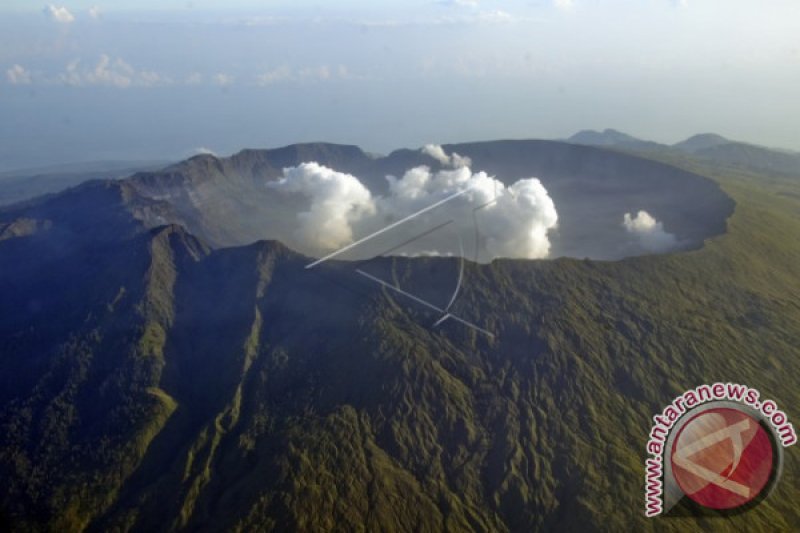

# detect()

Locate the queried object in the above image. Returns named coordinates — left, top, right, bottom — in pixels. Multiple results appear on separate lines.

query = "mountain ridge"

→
left=0, top=140, right=735, bottom=261
left=0, top=146, right=799, bottom=529
left=673, top=132, right=731, bottom=152
left=567, top=129, right=800, bottom=176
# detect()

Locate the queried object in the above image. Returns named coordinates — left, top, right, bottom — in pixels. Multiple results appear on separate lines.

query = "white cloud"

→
left=268, top=156, right=559, bottom=260
left=255, top=65, right=353, bottom=86
left=193, top=147, right=217, bottom=156
left=185, top=72, right=203, bottom=85
left=6, top=64, right=32, bottom=85
left=84, top=55, right=133, bottom=87
left=43, top=4, right=75, bottom=23
left=234, top=15, right=287, bottom=27
left=477, top=10, right=513, bottom=23
left=421, top=144, right=450, bottom=165
left=137, top=70, right=165, bottom=86
left=59, top=59, right=80, bottom=85
left=256, top=66, right=292, bottom=86
left=438, top=0, right=480, bottom=7
left=554, top=0, right=574, bottom=10
left=56, top=55, right=168, bottom=88
left=298, top=65, right=331, bottom=80
left=623, top=210, right=658, bottom=233
left=421, top=144, right=472, bottom=168
left=359, top=6, right=520, bottom=28
left=87, top=6, right=101, bottom=19
left=213, top=73, right=234, bottom=86
left=451, top=152, right=472, bottom=168
left=623, top=210, right=678, bottom=252
left=268, top=162, right=376, bottom=251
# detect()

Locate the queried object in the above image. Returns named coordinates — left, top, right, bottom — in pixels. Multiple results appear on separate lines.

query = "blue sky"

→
left=1, top=1, right=799, bottom=170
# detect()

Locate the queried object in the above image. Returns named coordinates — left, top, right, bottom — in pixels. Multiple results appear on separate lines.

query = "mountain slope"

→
left=0, top=161, right=170, bottom=207
left=0, top=146, right=799, bottom=531
left=567, top=130, right=800, bottom=178
left=0, top=223, right=208, bottom=530
left=672, top=134, right=800, bottom=175
left=672, top=133, right=731, bottom=153
left=691, top=142, right=800, bottom=176
left=566, top=129, right=661, bottom=150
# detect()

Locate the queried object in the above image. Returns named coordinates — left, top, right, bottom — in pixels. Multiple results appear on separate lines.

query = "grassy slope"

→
left=475, top=158, right=800, bottom=531
left=179, top=157, right=800, bottom=531
left=1, top=152, right=799, bottom=532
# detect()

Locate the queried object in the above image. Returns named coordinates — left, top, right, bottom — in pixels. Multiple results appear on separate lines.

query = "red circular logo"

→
left=671, top=407, right=774, bottom=510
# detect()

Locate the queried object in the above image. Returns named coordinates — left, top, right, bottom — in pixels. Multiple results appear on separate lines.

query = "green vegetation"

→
left=0, top=149, right=799, bottom=531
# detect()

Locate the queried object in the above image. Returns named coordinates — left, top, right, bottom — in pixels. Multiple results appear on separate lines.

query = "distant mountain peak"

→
left=230, top=142, right=368, bottom=166
left=673, top=133, right=731, bottom=153
left=567, top=129, right=648, bottom=146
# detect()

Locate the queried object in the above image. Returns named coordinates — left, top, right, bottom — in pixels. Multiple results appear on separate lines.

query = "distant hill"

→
left=689, top=142, right=800, bottom=175
left=568, top=129, right=643, bottom=145
left=0, top=160, right=170, bottom=207
left=672, top=133, right=731, bottom=153
left=566, top=129, right=800, bottom=177
left=672, top=135, right=800, bottom=175
left=567, top=129, right=664, bottom=150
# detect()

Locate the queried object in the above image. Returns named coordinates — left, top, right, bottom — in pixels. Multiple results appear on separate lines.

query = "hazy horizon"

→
left=2, top=0, right=799, bottom=171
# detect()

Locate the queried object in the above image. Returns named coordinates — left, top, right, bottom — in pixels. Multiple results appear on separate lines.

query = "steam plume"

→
left=623, top=210, right=678, bottom=252
left=421, top=144, right=472, bottom=168
left=269, top=151, right=558, bottom=261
